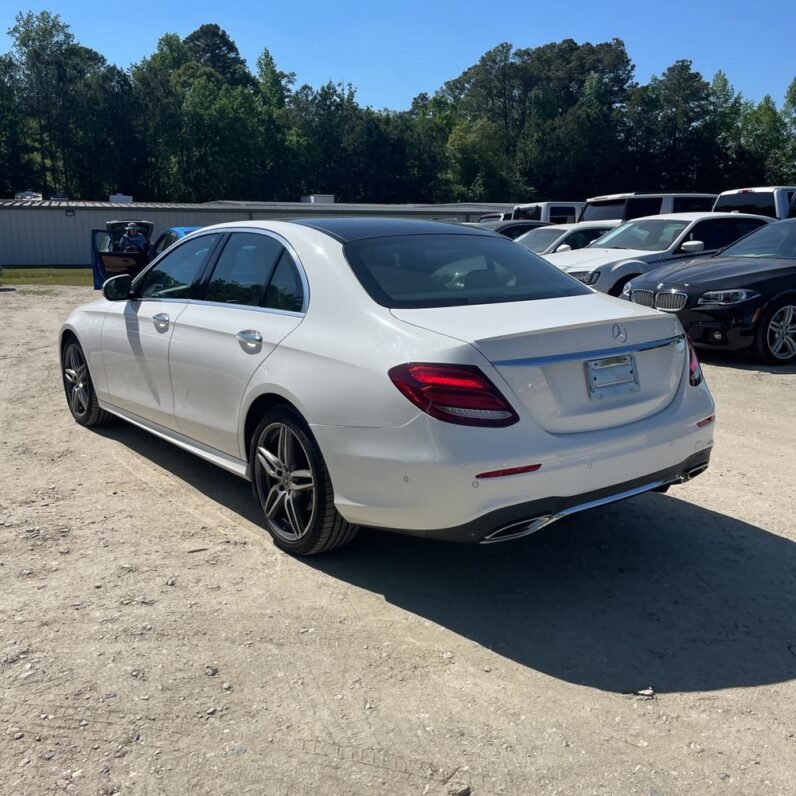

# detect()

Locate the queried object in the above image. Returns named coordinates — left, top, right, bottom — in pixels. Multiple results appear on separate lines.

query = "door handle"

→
left=152, top=313, right=170, bottom=331
left=236, top=330, right=263, bottom=349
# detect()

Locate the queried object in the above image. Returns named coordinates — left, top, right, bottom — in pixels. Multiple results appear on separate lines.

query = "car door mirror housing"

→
left=103, top=274, right=133, bottom=301
left=681, top=240, right=705, bottom=254
left=555, top=243, right=572, bottom=253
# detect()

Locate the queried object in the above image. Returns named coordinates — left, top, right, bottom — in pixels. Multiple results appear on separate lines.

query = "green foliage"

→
left=2, top=13, right=794, bottom=203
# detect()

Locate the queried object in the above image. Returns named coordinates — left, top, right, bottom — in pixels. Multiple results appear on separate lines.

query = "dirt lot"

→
left=1, top=285, right=795, bottom=796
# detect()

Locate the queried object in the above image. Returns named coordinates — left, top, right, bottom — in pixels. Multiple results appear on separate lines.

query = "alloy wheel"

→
left=255, top=422, right=317, bottom=542
left=63, top=343, right=90, bottom=419
left=766, top=304, right=796, bottom=361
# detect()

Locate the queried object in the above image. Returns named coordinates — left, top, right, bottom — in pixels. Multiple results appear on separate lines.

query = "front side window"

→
left=595, top=219, right=690, bottom=252
left=137, top=234, right=220, bottom=299
left=683, top=219, right=744, bottom=251
left=204, top=232, right=284, bottom=306
left=342, top=234, right=590, bottom=309
left=719, top=220, right=796, bottom=260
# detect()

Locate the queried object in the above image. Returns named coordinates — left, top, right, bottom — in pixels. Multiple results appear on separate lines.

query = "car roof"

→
left=625, top=212, right=772, bottom=223
left=585, top=192, right=717, bottom=202
left=717, top=186, right=796, bottom=195
left=292, top=217, right=496, bottom=243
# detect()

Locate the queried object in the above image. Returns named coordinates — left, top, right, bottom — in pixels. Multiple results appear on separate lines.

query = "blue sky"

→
left=2, top=0, right=794, bottom=110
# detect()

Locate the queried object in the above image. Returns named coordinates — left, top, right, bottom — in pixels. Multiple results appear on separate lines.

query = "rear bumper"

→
left=425, top=448, right=711, bottom=543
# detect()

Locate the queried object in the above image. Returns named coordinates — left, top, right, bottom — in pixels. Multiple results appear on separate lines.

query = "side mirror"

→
left=555, top=243, right=572, bottom=253
left=103, top=274, right=133, bottom=301
left=681, top=240, right=705, bottom=254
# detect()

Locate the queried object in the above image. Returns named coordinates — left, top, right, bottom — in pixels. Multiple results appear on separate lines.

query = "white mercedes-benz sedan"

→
left=60, top=218, right=715, bottom=555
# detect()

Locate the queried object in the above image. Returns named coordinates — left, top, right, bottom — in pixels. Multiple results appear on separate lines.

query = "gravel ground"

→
left=1, top=285, right=795, bottom=796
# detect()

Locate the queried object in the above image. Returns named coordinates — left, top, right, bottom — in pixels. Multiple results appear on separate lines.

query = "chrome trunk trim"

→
left=491, top=334, right=684, bottom=368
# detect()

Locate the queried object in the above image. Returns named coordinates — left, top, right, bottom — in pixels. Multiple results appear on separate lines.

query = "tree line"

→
left=1, top=11, right=795, bottom=204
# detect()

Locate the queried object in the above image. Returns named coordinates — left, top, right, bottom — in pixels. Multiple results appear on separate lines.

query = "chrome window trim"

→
left=195, top=227, right=310, bottom=314
left=493, top=334, right=684, bottom=368
left=190, top=299, right=304, bottom=319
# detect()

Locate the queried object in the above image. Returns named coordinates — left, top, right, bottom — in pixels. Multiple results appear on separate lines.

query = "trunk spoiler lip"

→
left=491, top=334, right=684, bottom=368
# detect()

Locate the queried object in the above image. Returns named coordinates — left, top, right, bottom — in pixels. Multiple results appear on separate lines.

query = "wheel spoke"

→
left=76, top=386, right=88, bottom=411
left=290, top=469, right=314, bottom=492
left=782, top=306, right=794, bottom=326
left=257, top=445, right=282, bottom=478
left=263, top=484, right=285, bottom=518
left=278, top=424, right=294, bottom=470
left=284, top=493, right=304, bottom=538
left=64, top=368, right=77, bottom=384
left=70, top=384, right=82, bottom=413
left=784, top=336, right=796, bottom=356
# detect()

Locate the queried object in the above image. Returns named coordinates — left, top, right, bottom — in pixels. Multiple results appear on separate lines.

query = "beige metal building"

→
left=0, top=199, right=514, bottom=267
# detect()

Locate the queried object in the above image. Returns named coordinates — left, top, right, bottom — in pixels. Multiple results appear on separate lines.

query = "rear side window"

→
left=512, top=206, right=541, bottom=220
left=581, top=200, right=627, bottom=221
left=625, top=197, right=662, bottom=220
left=342, top=234, right=590, bottom=309
left=205, top=232, right=284, bottom=306
left=264, top=251, right=305, bottom=312
left=549, top=205, right=577, bottom=224
left=673, top=196, right=715, bottom=213
left=714, top=192, right=777, bottom=218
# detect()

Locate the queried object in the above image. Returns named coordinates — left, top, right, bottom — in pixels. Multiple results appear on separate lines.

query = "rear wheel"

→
left=250, top=407, right=358, bottom=555
left=61, top=340, right=111, bottom=427
left=753, top=300, right=796, bottom=364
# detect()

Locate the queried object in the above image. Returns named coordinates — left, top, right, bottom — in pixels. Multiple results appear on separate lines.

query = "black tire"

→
left=752, top=299, right=796, bottom=364
left=250, top=406, right=358, bottom=555
left=61, top=339, right=112, bottom=427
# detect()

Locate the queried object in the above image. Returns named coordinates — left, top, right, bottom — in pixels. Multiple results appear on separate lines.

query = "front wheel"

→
left=250, top=407, right=358, bottom=555
left=753, top=300, right=796, bottom=364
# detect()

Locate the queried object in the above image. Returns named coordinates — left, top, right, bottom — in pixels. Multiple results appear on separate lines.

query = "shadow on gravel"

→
left=98, top=421, right=796, bottom=695
left=700, top=348, right=796, bottom=375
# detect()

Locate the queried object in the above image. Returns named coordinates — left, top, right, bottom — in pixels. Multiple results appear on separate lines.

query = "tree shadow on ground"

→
left=98, top=421, right=796, bottom=694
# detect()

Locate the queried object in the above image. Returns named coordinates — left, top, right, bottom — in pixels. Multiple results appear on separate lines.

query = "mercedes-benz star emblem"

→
left=612, top=324, right=628, bottom=343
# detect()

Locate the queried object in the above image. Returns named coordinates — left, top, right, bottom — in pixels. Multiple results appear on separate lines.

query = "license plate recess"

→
left=584, top=353, right=639, bottom=399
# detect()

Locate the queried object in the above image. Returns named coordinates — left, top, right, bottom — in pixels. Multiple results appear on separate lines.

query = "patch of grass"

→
left=0, top=267, right=93, bottom=287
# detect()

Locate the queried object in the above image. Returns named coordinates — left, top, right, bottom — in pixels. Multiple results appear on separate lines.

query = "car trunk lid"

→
left=391, top=295, right=685, bottom=433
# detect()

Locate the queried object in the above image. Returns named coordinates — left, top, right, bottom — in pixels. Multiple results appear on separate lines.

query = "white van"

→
left=579, top=192, right=717, bottom=222
left=480, top=201, right=585, bottom=224
left=713, top=186, right=796, bottom=220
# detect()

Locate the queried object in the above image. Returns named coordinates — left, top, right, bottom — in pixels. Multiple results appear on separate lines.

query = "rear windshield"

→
left=719, top=220, right=796, bottom=259
left=594, top=219, right=689, bottom=251
left=714, top=192, right=777, bottom=218
left=580, top=200, right=627, bottom=221
left=516, top=227, right=565, bottom=253
left=342, top=234, right=590, bottom=309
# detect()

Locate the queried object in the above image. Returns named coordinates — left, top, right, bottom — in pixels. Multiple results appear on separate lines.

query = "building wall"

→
left=0, top=202, right=499, bottom=267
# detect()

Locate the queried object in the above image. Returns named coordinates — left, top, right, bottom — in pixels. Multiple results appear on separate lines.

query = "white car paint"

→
left=546, top=212, right=772, bottom=294
left=515, top=220, right=621, bottom=255
left=61, top=219, right=715, bottom=546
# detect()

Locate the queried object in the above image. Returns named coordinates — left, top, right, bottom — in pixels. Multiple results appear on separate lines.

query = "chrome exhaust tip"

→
left=481, top=514, right=559, bottom=544
left=682, top=464, right=708, bottom=482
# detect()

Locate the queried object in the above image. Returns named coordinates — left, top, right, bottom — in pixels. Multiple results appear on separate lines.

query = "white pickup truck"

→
left=713, top=186, right=796, bottom=219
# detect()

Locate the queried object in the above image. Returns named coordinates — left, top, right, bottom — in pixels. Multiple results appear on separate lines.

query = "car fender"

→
left=597, top=260, right=649, bottom=292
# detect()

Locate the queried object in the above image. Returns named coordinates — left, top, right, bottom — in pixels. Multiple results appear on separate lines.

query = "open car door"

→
left=91, top=220, right=155, bottom=289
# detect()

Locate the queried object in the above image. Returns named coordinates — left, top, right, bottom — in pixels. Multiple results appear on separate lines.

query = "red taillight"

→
left=476, top=463, right=541, bottom=479
left=388, top=363, right=519, bottom=427
left=688, top=339, right=703, bottom=386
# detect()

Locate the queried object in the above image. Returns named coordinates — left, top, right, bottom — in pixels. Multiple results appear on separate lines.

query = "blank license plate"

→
left=584, top=354, right=639, bottom=399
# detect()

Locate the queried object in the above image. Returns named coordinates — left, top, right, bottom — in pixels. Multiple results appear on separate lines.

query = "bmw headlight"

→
left=697, top=289, right=759, bottom=306
left=568, top=270, right=600, bottom=285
